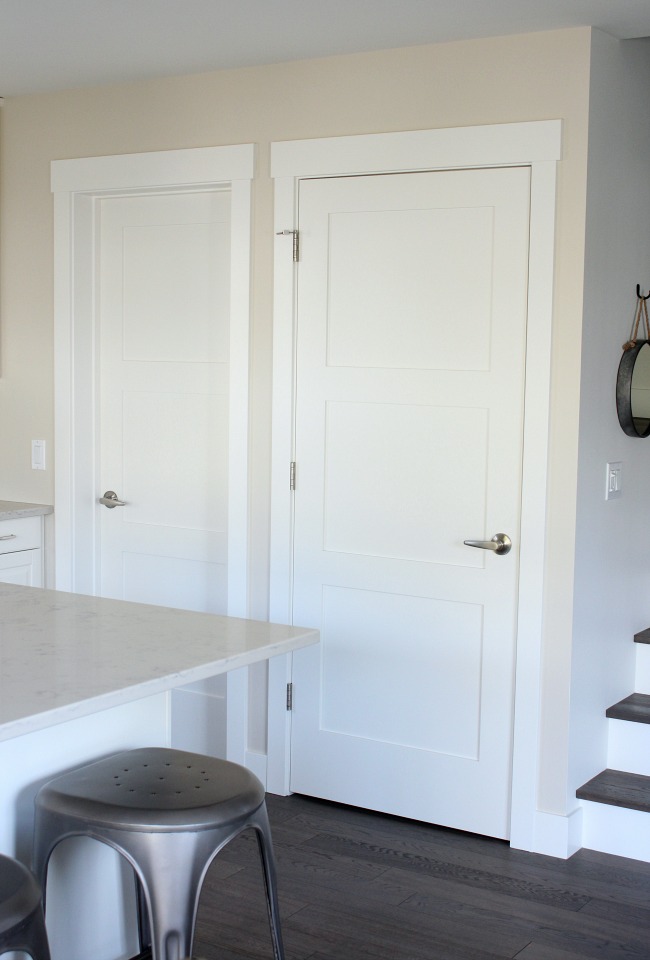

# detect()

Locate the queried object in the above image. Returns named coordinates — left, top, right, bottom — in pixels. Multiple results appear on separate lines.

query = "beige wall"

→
left=0, top=28, right=592, bottom=818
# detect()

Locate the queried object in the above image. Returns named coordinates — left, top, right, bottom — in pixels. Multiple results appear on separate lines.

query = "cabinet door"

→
left=0, top=549, right=42, bottom=586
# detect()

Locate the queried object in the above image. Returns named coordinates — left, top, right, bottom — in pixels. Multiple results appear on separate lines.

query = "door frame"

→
left=52, top=144, right=254, bottom=616
left=268, top=121, right=561, bottom=851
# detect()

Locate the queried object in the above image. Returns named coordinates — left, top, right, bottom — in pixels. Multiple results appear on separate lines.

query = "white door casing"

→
left=53, top=144, right=254, bottom=766
left=269, top=122, right=561, bottom=851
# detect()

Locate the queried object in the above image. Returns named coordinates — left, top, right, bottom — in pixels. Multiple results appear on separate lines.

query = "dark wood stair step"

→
left=577, top=769, right=650, bottom=813
left=634, top=627, right=650, bottom=644
left=606, top=692, right=650, bottom=724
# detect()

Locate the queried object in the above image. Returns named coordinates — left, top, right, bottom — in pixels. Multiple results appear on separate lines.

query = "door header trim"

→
left=271, top=120, right=561, bottom=179
left=52, top=143, right=255, bottom=194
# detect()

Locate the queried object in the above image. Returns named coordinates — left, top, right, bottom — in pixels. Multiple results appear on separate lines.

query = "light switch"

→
left=606, top=461, right=622, bottom=500
left=31, top=439, right=46, bottom=471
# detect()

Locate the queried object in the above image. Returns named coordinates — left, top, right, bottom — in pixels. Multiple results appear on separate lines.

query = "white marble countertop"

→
left=0, top=583, right=318, bottom=742
left=0, top=500, right=53, bottom=520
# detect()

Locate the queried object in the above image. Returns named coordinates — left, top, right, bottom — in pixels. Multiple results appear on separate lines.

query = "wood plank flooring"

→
left=192, top=793, right=650, bottom=960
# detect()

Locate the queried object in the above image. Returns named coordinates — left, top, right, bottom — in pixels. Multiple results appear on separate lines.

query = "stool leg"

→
left=123, top=831, right=214, bottom=960
left=7, top=905, right=51, bottom=960
left=251, top=805, right=286, bottom=960
left=32, top=812, right=66, bottom=910
left=134, top=874, right=152, bottom=954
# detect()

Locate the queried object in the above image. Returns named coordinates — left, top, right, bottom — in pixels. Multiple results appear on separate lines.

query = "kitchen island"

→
left=0, top=582, right=318, bottom=959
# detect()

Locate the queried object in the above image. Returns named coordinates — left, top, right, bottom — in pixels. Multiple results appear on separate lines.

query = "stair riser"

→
left=635, top=643, right=650, bottom=693
left=608, top=718, right=650, bottom=776
left=582, top=800, right=650, bottom=863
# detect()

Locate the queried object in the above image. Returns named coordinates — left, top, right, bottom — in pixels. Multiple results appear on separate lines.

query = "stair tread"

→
left=606, top=692, right=650, bottom=723
left=634, top=627, right=650, bottom=644
left=577, top=769, right=650, bottom=812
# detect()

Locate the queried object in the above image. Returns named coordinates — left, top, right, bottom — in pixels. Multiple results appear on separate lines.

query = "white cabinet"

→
left=0, top=515, right=44, bottom=586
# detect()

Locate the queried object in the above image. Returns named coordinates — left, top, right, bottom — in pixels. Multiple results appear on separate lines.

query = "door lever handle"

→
left=463, top=533, right=511, bottom=556
left=98, top=490, right=127, bottom=508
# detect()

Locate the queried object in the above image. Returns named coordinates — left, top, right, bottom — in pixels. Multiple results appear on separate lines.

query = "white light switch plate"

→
left=606, top=461, right=622, bottom=500
left=31, top=439, right=46, bottom=470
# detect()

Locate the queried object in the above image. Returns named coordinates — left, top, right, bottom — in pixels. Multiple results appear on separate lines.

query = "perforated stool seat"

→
left=33, top=747, right=285, bottom=960
left=0, top=854, right=50, bottom=959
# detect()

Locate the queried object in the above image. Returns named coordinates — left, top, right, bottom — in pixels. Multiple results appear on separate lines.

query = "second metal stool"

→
left=33, top=747, right=285, bottom=960
left=0, top=853, right=50, bottom=959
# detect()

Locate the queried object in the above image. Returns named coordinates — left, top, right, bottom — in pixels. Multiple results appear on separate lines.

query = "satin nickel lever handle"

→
left=98, top=490, right=127, bottom=508
left=463, top=533, right=512, bottom=556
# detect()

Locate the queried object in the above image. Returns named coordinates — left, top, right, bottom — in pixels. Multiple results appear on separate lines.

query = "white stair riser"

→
left=582, top=800, right=650, bottom=863
left=607, top=718, right=650, bottom=776
left=635, top=643, right=650, bottom=693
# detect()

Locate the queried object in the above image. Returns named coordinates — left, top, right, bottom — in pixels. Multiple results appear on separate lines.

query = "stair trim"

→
left=577, top=768, right=650, bottom=813
left=606, top=692, right=650, bottom=724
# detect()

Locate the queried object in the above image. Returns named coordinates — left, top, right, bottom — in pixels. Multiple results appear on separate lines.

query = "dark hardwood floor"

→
left=193, top=793, right=650, bottom=960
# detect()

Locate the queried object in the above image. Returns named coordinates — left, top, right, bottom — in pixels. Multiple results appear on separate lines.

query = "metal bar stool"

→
left=0, top=854, right=51, bottom=959
left=32, top=747, right=285, bottom=960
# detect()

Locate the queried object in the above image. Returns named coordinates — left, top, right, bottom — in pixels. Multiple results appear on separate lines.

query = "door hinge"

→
left=276, top=229, right=299, bottom=262
left=286, top=682, right=293, bottom=711
left=290, top=461, right=296, bottom=490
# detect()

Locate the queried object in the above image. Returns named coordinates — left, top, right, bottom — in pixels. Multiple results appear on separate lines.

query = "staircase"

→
left=576, top=628, right=650, bottom=862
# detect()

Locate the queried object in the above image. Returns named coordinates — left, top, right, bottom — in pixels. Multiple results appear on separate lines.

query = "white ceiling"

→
left=2, top=0, right=650, bottom=97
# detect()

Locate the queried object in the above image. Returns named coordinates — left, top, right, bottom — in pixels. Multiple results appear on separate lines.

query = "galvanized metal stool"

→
left=0, top=854, right=50, bottom=959
left=33, top=747, right=285, bottom=960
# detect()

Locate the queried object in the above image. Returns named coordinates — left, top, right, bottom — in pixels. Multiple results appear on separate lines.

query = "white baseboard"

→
left=531, top=807, right=583, bottom=859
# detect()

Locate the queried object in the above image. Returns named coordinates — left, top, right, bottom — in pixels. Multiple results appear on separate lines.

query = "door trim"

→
left=52, top=144, right=254, bottom=617
left=268, top=121, right=561, bottom=851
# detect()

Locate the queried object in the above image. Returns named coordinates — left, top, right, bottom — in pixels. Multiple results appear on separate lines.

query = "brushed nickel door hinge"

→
left=290, top=461, right=296, bottom=490
left=276, top=229, right=299, bottom=262
left=286, top=682, right=293, bottom=711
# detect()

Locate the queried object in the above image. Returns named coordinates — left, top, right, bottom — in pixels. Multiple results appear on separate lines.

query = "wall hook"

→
left=636, top=284, right=650, bottom=301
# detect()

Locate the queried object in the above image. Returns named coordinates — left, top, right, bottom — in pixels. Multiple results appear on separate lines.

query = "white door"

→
left=290, top=166, right=531, bottom=839
left=98, top=189, right=231, bottom=612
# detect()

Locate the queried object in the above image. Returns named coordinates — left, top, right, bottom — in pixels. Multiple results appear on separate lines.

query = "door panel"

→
left=319, top=584, right=483, bottom=756
left=99, top=190, right=230, bottom=613
left=326, top=205, right=493, bottom=370
left=323, top=400, right=488, bottom=564
left=290, top=166, right=530, bottom=839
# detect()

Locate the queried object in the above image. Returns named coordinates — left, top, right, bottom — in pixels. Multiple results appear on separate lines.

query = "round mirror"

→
left=617, top=340, right=650, bottom=437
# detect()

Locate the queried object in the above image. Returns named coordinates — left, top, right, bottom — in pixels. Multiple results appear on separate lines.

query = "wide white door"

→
left=290, top=166, right=531, bottom=839
left=99, top=190, right=230, bottom=612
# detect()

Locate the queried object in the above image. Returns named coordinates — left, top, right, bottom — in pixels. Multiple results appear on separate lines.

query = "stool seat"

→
left=33, top=747, right=285, bottom=960
left=0, top=854, right=50, bottom=959
left=36, top=747, right=265, bottom=830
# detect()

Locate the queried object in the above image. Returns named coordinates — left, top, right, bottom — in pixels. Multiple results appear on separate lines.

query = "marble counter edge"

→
left=0, top=501, right=54, bottom=520
left=0, top=627, right=318, bottom=743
